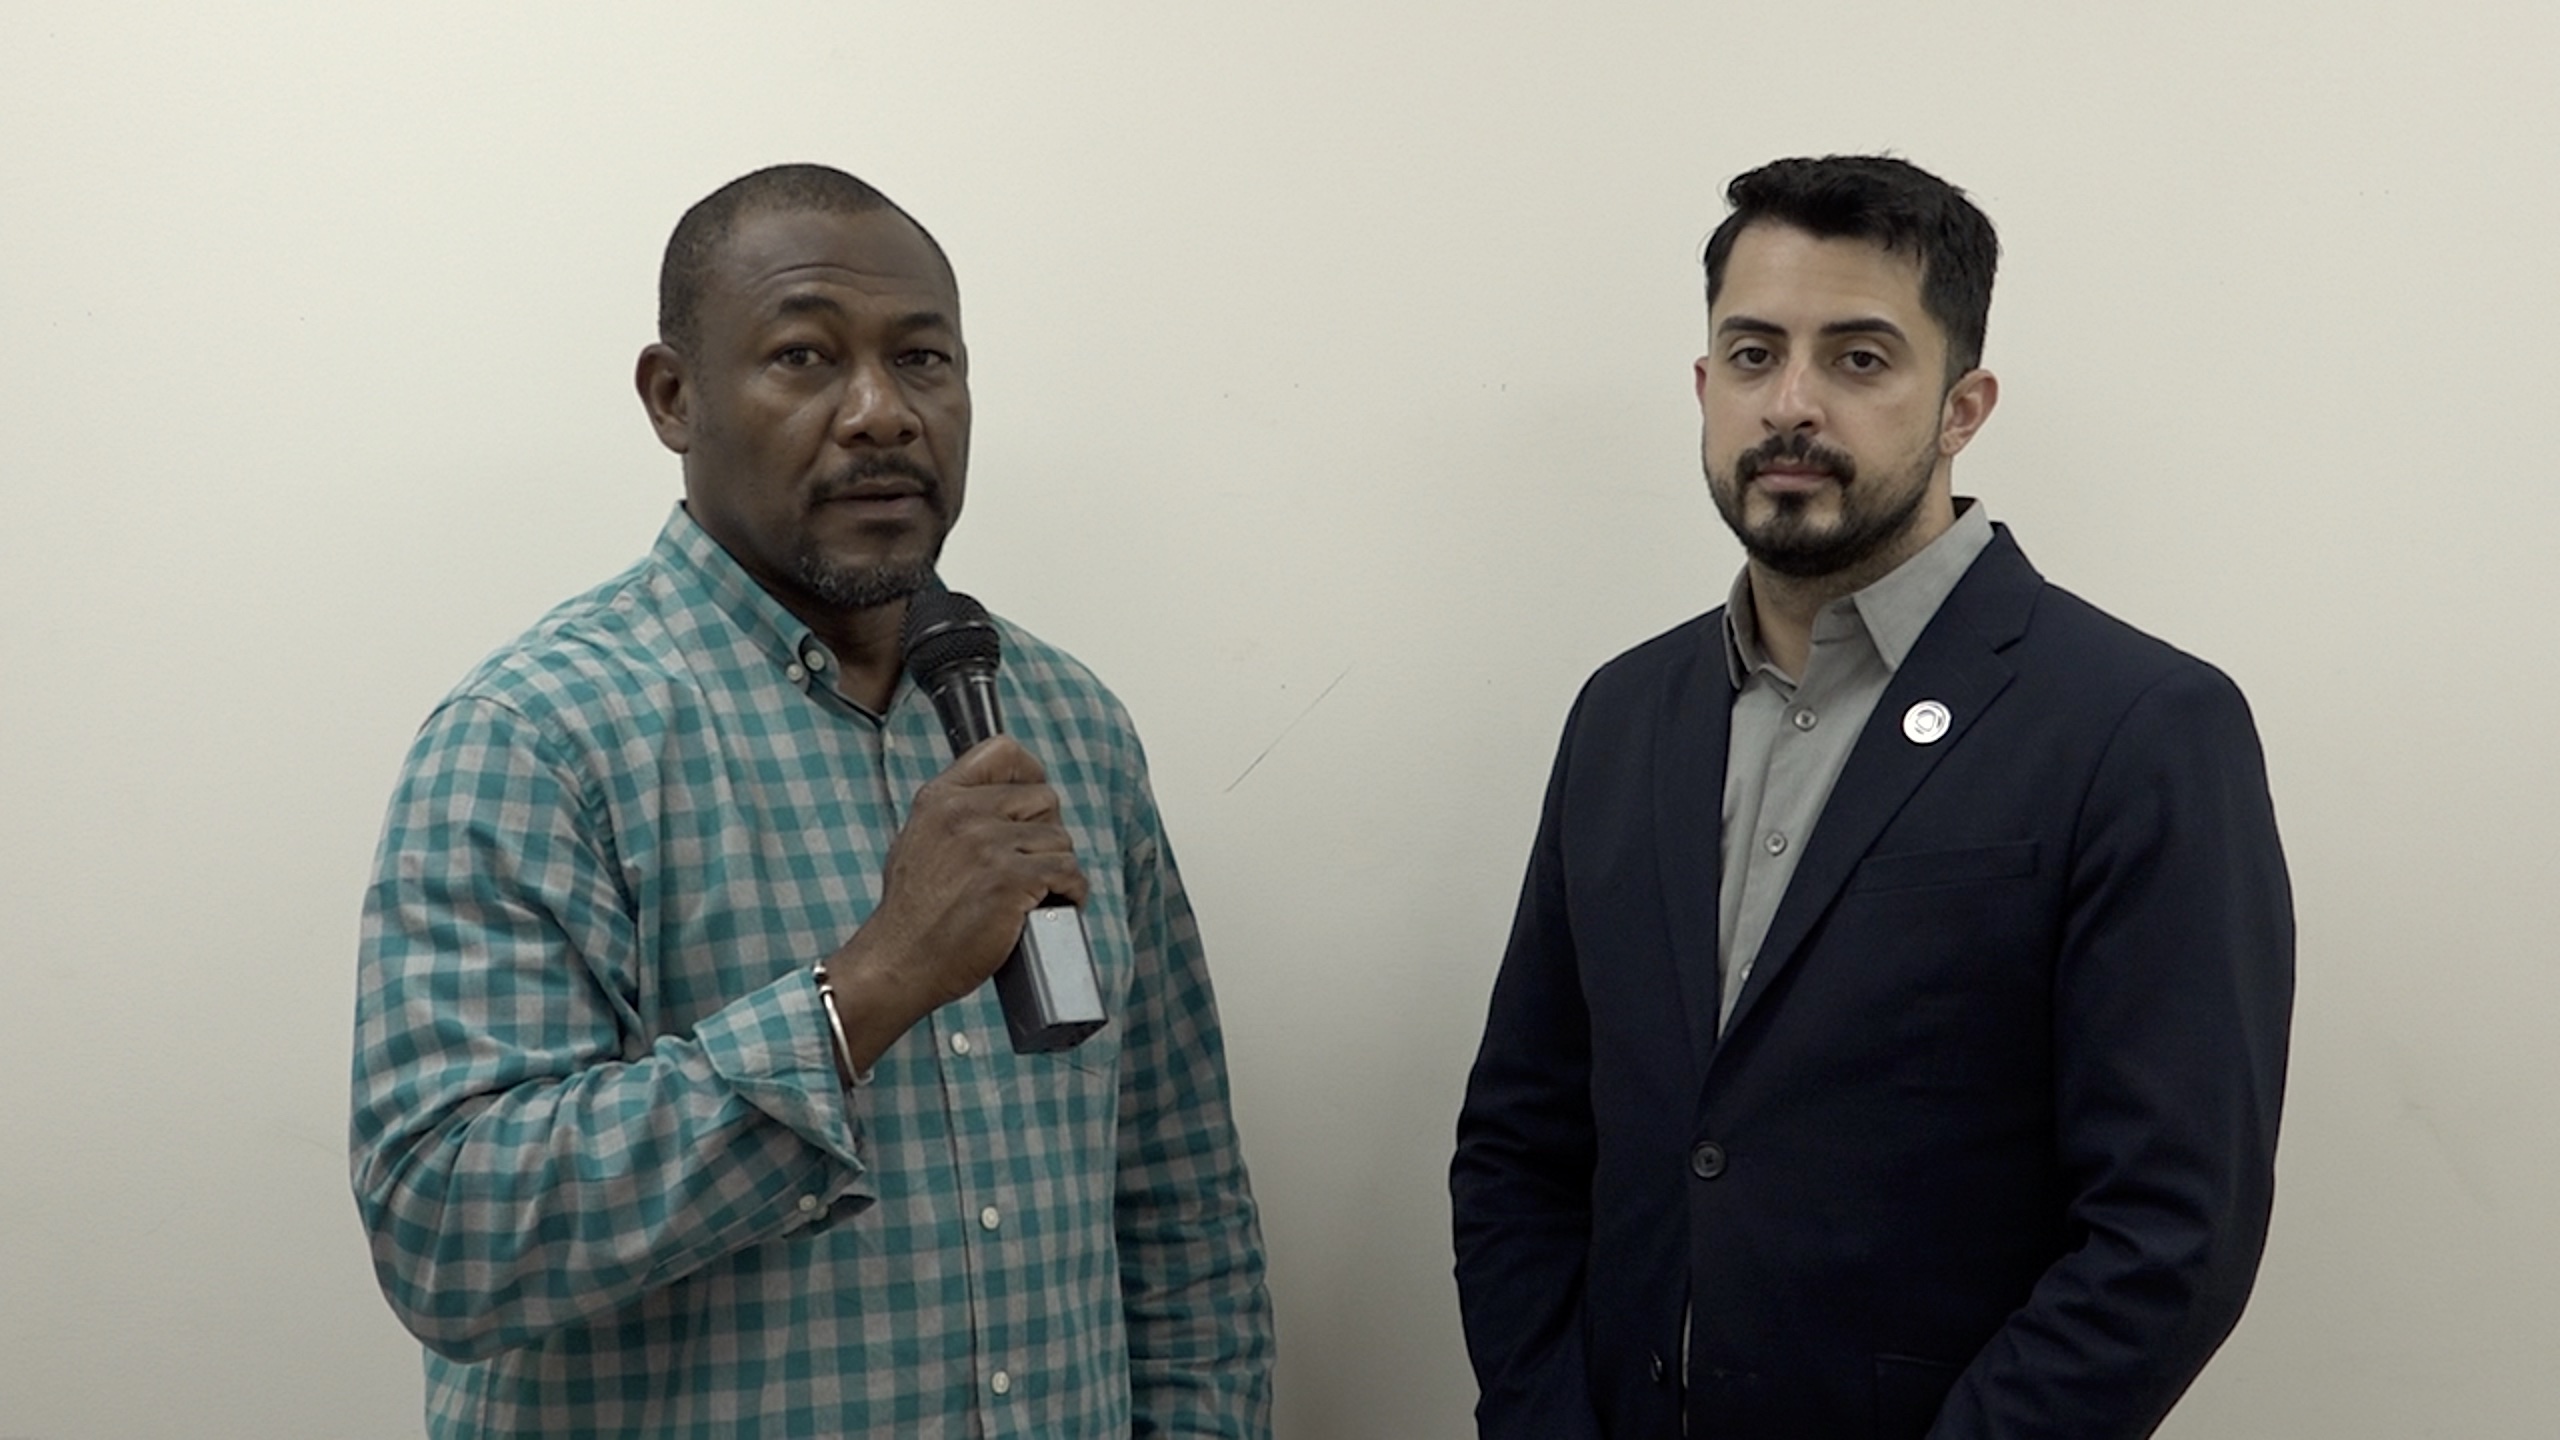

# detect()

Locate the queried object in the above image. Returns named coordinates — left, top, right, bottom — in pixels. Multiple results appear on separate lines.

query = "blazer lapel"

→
left=1716, top=530, right=2041, bottom=1043
left=1654, top=619, right=1736, bottom=1079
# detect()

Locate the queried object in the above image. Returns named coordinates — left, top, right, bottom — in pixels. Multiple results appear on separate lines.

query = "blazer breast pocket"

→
left=1846, top=840, right=2039, bottom=894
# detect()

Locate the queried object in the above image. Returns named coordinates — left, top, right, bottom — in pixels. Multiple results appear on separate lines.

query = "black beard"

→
left=1710, top=432, right=1937, bottom=580
left=1735, top=477, right=1932, bottom=579
left=793, top=454, right=949, bottom=609
left=794, top=553, right=938, bottom=611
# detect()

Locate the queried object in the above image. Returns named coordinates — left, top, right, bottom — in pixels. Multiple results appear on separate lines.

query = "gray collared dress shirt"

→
left=1715, top=499, right=1995, bottom=1030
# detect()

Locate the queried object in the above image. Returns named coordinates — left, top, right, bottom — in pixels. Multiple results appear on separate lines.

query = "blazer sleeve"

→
left=1451, top=695, right=1607, bottom=1440
left=1930, top=661, right=2295, bottom=1438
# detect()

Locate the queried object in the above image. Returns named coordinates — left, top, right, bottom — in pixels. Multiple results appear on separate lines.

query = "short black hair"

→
left=656, top=163, right=950, bottom=356
left=1702, top=155, right=1999, bottom=382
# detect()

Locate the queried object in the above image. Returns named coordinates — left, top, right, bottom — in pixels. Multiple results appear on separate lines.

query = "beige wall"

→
left=4, top=2, right=2555, bottom=1435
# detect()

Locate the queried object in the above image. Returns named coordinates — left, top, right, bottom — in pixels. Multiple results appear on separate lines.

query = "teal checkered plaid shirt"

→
left=351, top=506, right=1274, bottom=1437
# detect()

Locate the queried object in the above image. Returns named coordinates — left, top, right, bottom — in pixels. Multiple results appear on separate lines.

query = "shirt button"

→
left=1690, top=1141, right=1728, bottom=1180
left=980, top=1206, right=1002, bottom=1231
left=990, top=1371, right=1012, bottom=1396
left=785, top=663, right=808, bottom=684
left=1762, top=831, right=1787, bottom=857
left=797, top=1194, right=820, bottom=1214
left=802, top=648, right=828, bottom=671
left=1792, top=707, right=1818, bottom=731
left=950, top=1032, right=973, bottom=1056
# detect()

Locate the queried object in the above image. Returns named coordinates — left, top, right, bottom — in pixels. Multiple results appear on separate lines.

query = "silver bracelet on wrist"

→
left=811, top=963, right=872, bottom=1088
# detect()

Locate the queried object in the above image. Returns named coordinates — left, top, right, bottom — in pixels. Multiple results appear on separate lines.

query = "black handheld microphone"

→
left=900, top=587, right=1107, bottom=1054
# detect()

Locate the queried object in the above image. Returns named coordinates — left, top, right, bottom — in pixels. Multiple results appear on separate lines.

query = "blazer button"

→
left=1650, top=1351, right=1667, bottom=1385
left=1689, top=1141, right=1727, bottom=1179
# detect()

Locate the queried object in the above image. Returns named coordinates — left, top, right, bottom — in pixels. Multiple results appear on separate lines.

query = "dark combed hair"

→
left=1702, top=155, right=1999, bottom=382
left=656, top=163, right=948, bottom=356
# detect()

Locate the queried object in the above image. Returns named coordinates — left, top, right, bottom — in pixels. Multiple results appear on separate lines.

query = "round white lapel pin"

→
left=1902, top=700, right=1952, bottom=745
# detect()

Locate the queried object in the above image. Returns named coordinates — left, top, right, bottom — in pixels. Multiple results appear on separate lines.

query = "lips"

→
left=1747, top=468, right=1837, bottom=500
left=827, top=483, right=927, bottom=503
left=815, top=463, right=942, bottom=513
left=1738, top=437, right=1856, bottom=490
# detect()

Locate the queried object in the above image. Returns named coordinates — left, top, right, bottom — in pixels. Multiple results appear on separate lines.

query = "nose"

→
left=832, top=360, right=923, bottom=448
left=1763, top=357, right=1822, bottom=436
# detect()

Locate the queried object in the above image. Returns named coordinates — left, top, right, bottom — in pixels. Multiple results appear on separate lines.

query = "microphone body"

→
left=902, top=590, right=1107, bottom=1054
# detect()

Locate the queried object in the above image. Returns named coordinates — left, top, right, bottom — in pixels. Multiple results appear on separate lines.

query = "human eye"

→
left=1838, top=347, right=1890, bottom=375
left=1726, top=343, right=1776, bottom=371
left=894, top=346, right=952, bottom=370
left=773, top=343, right=829, bottom=369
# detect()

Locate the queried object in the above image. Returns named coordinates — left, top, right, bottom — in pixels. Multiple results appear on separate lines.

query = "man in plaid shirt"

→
left=351, top=164, right=1275, bottom=1438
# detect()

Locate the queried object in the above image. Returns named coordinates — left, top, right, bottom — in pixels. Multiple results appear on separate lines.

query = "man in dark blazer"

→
left=1450, top=156, right=2293, bottom=1439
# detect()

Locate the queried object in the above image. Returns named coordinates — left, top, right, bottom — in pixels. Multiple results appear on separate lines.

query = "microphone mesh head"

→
left=901, top=586, right=1002, bottom=683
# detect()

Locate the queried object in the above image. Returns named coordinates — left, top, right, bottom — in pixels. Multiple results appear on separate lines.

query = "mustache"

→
left=1735, top=433, right=1858, bottom=486
left=813, top=455, right=946, bottom=511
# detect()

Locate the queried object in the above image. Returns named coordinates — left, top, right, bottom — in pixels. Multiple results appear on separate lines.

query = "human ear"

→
left=1938, top=368, right=1999, bottom=457
left=635, top=343, right=694, bottom=454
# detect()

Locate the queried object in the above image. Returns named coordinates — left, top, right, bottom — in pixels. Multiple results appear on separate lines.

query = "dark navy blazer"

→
left=1452, top=527, right=2293, bottom=1439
